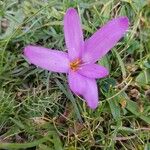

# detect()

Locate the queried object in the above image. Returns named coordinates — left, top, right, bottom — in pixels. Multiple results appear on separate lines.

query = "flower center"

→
left=70, top=58, right=81, bottom=71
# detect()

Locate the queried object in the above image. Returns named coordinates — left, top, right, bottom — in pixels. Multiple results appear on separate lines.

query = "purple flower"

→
left=24, top=8, right=129, bottom=109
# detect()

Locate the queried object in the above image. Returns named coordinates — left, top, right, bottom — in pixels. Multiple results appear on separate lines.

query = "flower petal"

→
left=82, top=17, right=129, bottom=63
left=68, top=71, right=86, bottom=95
left=64, top=8, right=84, bottom=60
left=78, top=64, right=109, bottom=79
left=84, top=79, right=98, bottom=109
left=24, top=45, right=69, bottom=73
left=68, top=71, right=98, bottom=109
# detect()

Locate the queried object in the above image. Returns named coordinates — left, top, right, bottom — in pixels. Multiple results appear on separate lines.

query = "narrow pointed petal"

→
left=78, top=64, right=109, bottom=79
left=24, top=45, right=69, bottom=73
left=68, top=71, right=86, bottom=95
left=82, top=17, right=129, bottom=63
left=84, top=79, right=98, bottom=109
left=64, top=8, right=84, bottom=60
left=68, top=71, right=98, bottom=109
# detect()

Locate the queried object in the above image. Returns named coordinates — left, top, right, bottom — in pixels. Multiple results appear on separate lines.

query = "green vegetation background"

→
left=0, top=0, right=150, bottom=149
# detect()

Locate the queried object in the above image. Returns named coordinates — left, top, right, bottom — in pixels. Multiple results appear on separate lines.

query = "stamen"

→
left=70, top=58, right=81, bottom=71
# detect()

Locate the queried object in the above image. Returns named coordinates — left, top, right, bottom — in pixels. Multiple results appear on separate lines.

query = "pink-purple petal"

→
left=78, top=64, right=109, bottom=79
left=64, top=8, right=84, bottom=60
left=82, top=17, right=129, bottom=63
left=24, top=45, right=69, bottom=73
left=83, top=79, right=98, bottom=109
left=68, top=71, right=86, bottom=95
left=68, top=71, right=99, bottom=109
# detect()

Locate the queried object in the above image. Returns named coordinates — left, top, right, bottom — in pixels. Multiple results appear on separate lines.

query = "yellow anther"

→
left=70, top=58, right=81, bottom=71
